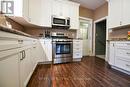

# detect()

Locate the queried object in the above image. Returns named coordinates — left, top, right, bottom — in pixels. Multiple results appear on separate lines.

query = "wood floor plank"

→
left=27, top=57, right=130, bottom=87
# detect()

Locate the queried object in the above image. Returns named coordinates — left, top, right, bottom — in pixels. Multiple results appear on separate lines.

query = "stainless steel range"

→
left=52, top=32, right=73, bottom=64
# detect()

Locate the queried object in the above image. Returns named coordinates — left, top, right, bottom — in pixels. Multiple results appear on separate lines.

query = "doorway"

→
left=95, top=20, right=106, bottom=59
left=79, top=17, right=92, bottom=56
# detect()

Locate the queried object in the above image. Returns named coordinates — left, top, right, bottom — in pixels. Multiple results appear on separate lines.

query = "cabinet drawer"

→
left=73, top=52, right=82, bottom=58
left=73, top=44, right=82, bottom=49
left=115, top=58, right=130, bottom=72
left=0, top=39, right=19, bottom=51
left=115, top=48, right=130, bottom=60
left=73, top=48, right=82, bottom=53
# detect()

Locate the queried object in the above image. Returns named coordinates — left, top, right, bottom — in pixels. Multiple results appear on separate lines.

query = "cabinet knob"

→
left=126, top=64, right=130, bottom=67
left=120, top=21, right=122, bottom=25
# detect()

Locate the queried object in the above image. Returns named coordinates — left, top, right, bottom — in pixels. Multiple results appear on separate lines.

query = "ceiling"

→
left=70, top=0, right=107, bottom=10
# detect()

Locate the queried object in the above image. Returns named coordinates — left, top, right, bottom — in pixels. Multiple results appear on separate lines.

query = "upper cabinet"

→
left=2, top=0, right=29, bottom=21
left=69, top=2, right=79, bottom=29
left=52, top=0, right=80, bottom=29
left=29, top=0, right=52, bottom=27
left=52, top=0, right=70, bottom=17
left=5, top=0, right=79, bottom=29
left=122, top=0, right=130, bottom=26
left=108, top=0, right=130, bottom=29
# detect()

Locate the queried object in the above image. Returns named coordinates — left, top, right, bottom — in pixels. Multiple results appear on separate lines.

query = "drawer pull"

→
left=126, top=43, right=130, bottom=45
left=126, top=64, right=130, bottom=67
left=126, top=53, right=130, bottom=55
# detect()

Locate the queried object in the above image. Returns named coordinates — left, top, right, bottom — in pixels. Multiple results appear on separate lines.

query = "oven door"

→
left=53, top=41, right=72, bottom=58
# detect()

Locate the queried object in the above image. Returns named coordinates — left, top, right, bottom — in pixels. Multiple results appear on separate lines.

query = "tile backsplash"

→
left=24, top=27, right=77, bottom=38
left=109, top=27, right=130, bottom=39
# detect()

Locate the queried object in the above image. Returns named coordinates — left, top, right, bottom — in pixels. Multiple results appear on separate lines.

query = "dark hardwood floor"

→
left=27, top=57, right=130, bottom=87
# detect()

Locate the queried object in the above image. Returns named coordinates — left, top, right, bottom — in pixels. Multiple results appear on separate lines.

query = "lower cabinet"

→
left=39, top=39, right=52, bottom=61
left=109, top=41, right=130, bottom=74
left=109, top=42, right=115, bottom=66
left=0, top=52, right=19, bottom=87
left=20, top=47, right=32, bottom=87
left=73, top=39, right=83, bottom=61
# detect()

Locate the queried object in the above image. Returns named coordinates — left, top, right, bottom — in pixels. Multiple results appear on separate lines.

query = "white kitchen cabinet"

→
left=41, top=0, right=52, bottom=27
left=0, top=31, right=44, bottom=87
left=108, top=42, right=115, bottom=66
left=73, top=39, right=83, bottom=61
left=39, top=39, right=52, bottom=61
left=69, top=2, right=79, bottom=29
left=52, top=0, right=62, bottom=16
left=20, top=47, right=32, bottom=87
left=29, top=0, right=52, bottom=27
left=52, top=0, right=80, bottom=29
left=3, top=0, right=29, bottom=20
left=108, top=0, right=122, bottom=28
left=122, top=0, right=130, bottom=26
left=108, top=0, right=130, bottom=29
left=52, top=0, right=70, bottom=17
left=0, top=52, right=19, bottom=87
left=109, top=41, right=130, bottom=74
left=29, top=0, right=42, bottom=26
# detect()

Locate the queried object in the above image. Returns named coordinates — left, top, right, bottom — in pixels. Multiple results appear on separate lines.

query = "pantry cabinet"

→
left=108, top=0, right=130, bottom=29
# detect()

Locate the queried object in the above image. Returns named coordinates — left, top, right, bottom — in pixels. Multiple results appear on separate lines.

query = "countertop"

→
left=107, top=38, right=130, bottom=41
left=0, top=25, right=32, bottom=37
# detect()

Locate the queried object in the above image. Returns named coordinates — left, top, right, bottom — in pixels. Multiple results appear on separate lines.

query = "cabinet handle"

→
left=126, top=52, right=130, bottom=55
left=23, top=50, right=26, bottom=59
left=20, top=51, right=23, bottom=60
left=120, top=21, right=122, bottom=25
left=126, top=64, right=130, bottom=67
left=20, top=50, right=26, bottom=61
left=33, top=46, right=36, bottom=48
left=113, top=43, right=114, bottom=47
left=126, top=43, right=130, bottom=45
left=18, top=40, right=23, bottom=44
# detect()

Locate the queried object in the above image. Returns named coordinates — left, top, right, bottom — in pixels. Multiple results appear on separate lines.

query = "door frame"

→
left=93, top=16, right=108, bottom=61
left=79, top=17, right=93, bottom=56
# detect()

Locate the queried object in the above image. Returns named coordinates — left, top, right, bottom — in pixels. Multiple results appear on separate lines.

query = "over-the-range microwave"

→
left=52, top=15, right=70, bottom=28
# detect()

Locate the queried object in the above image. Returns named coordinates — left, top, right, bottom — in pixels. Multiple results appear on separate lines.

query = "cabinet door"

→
left=109, top=43, right=115, bottom=65
left=122, top=0, right=130, bottom=26
left=108, top=0, right=122, bottom=28
left=44, top=39, right=52, bottom=61
left=62, top=1, right=70, bottom=17
left=41, top=0, right=52, bottom=27
left=37, top=41, right=45, bottom=62
left=20, top=48, right=31, bottom=87
left=0, top=53, right=19, bottom=87
left=23, top=0, right=29, bottom=20
left=29, top=0, right=42, bottom=25
left=69, top=2, right=79, bottom=29
left=52, top=0, right=62, bottom=16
